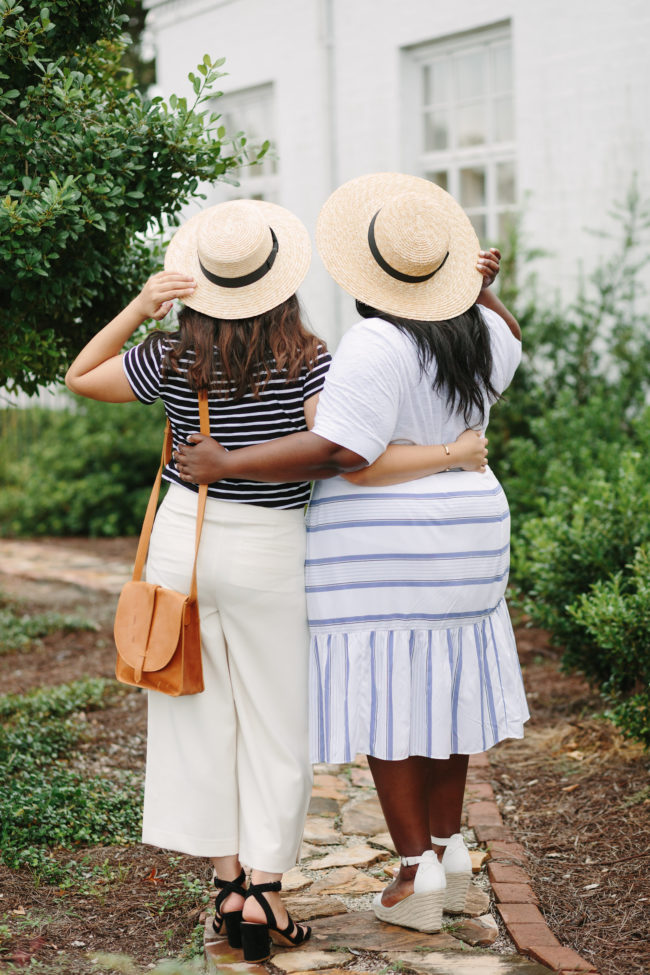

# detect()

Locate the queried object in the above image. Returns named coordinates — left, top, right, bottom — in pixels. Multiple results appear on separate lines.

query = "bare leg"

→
left=211, top=854, right=245, bottom=914
left=427, top=754, right=469, bottom=856
left=367, top=754, right=432, bottom=906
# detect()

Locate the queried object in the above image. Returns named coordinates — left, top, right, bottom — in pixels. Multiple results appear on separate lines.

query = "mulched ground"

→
left=1, top=540, right=649, bottom=974
left=491, top=627, right=650, bottom=975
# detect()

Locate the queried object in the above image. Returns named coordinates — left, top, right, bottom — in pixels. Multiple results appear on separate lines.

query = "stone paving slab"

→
left=451, top=913, right=499, bottom=946
left=369, top=831, right=396, bottom=852
left=0, top=540, right=131, bottom=594
left=341, top=796, right=386, bottom=836
left=282, top=971, right=364, bottom=975
left=303, top=816, right=341, bottom=846
left=281, top=894, right=347, bottom=921
left=271, top=949, right=353, bottom=972
left=282, top=867, right=313, bottom=892
left=384, top=952, right=555, bottom=975
left=282, top=970, right=364, bottom=975
left=308, top=796, right=340, bottom=818
left=309, top=866, right=384, bottom=895
left=304, top=843, right=389, bottom=870
left=309, top=911, right=463, bottom=952
left=204, top=926, right=267, bottom=974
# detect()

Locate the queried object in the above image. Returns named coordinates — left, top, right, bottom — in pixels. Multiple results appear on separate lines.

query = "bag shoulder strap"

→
left=132, top=391, right=210, bottom=598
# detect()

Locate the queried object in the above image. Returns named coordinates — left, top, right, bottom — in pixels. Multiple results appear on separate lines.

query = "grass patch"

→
left=0, top=593, right=98, bottom=654
left=0, top=679, right=143, bottom=882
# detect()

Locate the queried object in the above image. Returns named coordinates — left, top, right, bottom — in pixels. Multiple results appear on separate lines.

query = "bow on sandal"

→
left=213, top=869, right=247, bottom=948
left=239, top=880, right=311, bottom=963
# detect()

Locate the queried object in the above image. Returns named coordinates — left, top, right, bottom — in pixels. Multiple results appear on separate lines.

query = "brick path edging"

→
left=467, top=752, right=600, bottom=974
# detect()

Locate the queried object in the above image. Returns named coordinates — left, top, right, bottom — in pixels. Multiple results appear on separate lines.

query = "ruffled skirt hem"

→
left=309, top=597, right=529, bottom=763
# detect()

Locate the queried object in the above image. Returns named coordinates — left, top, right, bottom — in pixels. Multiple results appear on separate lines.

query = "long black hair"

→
left=356, top=300, right=500, bottom=425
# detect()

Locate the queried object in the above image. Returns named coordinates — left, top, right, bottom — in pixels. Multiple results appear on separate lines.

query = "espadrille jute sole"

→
left=443, top=871, right=472, bottom=913
left=373, top=889, right=444, bottom=932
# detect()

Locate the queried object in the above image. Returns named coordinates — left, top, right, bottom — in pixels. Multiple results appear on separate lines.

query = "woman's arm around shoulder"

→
left=342, top=429, right=488, bottom=487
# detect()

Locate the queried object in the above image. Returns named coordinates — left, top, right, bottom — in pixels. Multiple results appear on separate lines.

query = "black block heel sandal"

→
left=240, top=880, right=311, bottom=964
left=213, top=868, right=247, bottom=948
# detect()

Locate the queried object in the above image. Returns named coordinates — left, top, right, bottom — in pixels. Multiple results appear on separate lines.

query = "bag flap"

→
left=114, top=581, right=187, bottom=675
left=114, top=581, right=157, bottom=672
left=144, top=587, right=187, bottom=672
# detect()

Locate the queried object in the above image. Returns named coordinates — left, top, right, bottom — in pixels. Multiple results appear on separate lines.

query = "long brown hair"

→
left=145, top=294, right=324, bottom=399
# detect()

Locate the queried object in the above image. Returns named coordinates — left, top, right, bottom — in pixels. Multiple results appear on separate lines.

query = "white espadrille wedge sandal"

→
left=432, top=833, right=473, bottom=913
left=372, top=850, right=446, bottom=932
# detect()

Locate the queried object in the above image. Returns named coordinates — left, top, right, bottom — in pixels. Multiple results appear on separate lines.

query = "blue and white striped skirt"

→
left=305, top=468, right=529, bottom=762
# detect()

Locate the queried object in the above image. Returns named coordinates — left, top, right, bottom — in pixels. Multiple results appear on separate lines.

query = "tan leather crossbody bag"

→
left=113, top=392, right=209, bottom=696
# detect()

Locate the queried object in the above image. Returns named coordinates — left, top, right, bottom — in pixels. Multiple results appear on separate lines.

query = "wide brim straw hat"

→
left=164, top=199, right=311, bottom=320
left=316, top=172, right=483, bottom=321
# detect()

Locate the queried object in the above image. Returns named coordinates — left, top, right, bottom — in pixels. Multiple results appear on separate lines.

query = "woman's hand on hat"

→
left=175, top=434, right=226, bottom=484
left=454, top=429, right=488, bottom=473
left=477, top=248, right=501, bottom=291
left=133, top=271, right=197, bottom=322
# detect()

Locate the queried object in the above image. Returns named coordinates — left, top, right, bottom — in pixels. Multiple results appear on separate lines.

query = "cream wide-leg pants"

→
left=141, top=484, right=312, bottom=874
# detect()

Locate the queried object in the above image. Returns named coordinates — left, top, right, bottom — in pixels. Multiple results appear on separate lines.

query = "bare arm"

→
left=475, top=248, right=521, bottom=340
left=176, top=429, right=367, bottom=483
left=178, top=395, right=486, bottom=488
left=343, top=428, right=488, bottom=486
left=65, top=272, right=196, bottom=402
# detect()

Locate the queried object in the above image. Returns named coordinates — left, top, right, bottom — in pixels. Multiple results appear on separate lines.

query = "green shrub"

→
left=514, top=445, right=650, bottom=676
left=0, top=0, right=263, bottom=394
left=569, top=547, right=650, bottom=746
left=0, top=396, right=166, bottom=536
left=494, top=387, right=648, bottom=536
left=490, top=184, right=650, bottom=746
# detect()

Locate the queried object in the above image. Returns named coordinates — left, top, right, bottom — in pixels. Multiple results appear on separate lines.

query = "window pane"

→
left=424, top=111, right=449, bottom=150
left=497, top=210, right=516, bottom=243
left=492, top=43, right=512, bottom=93
left=494, top=95, right=514, bottom=142
left=457, top=102, right=487, bottom=147
left=496, top=160, right=516, bottom=204
left=425, top=170, right=448, bottom=192
left=468, top=212, right=487, bottom=241
left=459, top=167, right=486, bottom=208
left=422, top=59, right=449, bottom=106
left=455, top=48, right=487, bottom=100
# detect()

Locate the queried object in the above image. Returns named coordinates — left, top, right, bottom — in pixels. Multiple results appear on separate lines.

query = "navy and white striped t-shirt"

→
left=123, top=335, right=331, bottom=509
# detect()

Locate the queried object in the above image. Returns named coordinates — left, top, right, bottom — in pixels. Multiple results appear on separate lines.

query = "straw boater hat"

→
left=316, top=172, right=483, bottom=321
left=164, top=199, right=311, bottom=319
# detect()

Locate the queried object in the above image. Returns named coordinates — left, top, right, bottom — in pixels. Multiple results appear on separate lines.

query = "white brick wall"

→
left=146, top=0, right=650, bottom=344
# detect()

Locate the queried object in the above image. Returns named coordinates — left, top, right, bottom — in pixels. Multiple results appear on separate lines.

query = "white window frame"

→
left=207, top=82, right=279, bottom=204
left=402, top=23, right=516, bottom=245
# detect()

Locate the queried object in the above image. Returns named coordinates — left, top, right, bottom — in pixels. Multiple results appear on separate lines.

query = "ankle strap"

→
left=245, top=880, right=281, bottom=928
left=246, top=880, right=282, bottom=894
left=213, top=869, right=246, bottom=893
left=213, top=868, right=246, bottom=914
left=400, top=854, right=425, bottom=866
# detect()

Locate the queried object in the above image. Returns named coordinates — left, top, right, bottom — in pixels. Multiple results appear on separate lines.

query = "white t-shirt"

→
left=311, top=306, right=521, bottom=464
